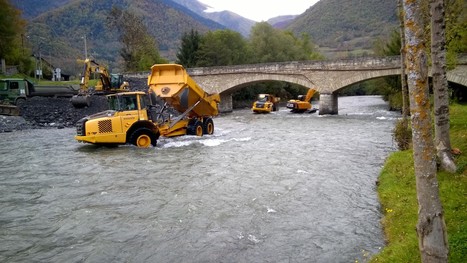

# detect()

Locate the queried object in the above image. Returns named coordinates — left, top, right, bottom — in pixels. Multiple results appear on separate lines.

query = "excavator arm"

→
left=71, top=59, right=129, bottom=108
left=304, top=89, right=316, bottom=102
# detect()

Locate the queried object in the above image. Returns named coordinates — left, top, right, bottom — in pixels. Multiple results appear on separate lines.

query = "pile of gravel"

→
left=0, top=77, right=179, bottom=133
left=0, top=96, right=108, bottom=133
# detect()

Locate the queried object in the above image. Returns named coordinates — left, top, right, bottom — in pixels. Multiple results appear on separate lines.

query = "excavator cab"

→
left=110, top=74, right=123, bottom=89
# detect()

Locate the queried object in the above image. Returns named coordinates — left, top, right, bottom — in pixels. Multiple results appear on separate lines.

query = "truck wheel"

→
left=194, top=122, right=203, bottom=136
left=130, top=128, right=158, bottom=148
left=187, top=120, right=203, bottom=136
left=203, top=118, right=214, bottom=135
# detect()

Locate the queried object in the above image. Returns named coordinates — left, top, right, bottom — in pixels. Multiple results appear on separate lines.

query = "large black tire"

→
left=129, top=127, right=158, bottom=148
left=187, top=120, right=203, bottom=136
left=203, top=118, right=214, bottom=135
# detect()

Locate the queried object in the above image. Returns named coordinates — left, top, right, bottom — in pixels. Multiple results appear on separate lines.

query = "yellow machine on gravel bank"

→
left=75, top=64, right=220, bottom=147
left=71, top=59, right=130, bottom=108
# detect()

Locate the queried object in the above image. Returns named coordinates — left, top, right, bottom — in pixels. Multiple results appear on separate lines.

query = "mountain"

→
left=268, top=15, right=298, bottom=29
left=171, top=0, right=255, bottom=36
left=10, top=0, right=400, bottom=73
left=11, top=0, right=225, bottom=73
left=287, top=0, right=398, bottom=57
left=10, top=0, right=74, bottom=19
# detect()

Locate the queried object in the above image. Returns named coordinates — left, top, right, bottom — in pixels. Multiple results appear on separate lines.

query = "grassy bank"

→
left=371, top=102, right=467, bottom=262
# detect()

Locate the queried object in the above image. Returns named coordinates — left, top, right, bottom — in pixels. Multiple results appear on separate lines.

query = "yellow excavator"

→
left=286, top=88, right=318, bottom=113
left=70, top=58, right=130, bottom=108
left=74, top=64, right=220, bottom=147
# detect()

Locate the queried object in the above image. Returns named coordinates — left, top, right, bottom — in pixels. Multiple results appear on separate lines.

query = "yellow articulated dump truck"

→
left=286, top=89, right=317, bottom=113
left=74, top=64, right=220, bottom=147
left=251, top=94, right=280, bottom=113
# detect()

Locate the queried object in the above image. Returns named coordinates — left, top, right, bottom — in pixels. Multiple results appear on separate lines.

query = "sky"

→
left=198, top=0, right=320, bottom=22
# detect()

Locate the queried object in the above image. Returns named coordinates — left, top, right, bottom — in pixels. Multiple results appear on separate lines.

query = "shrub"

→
left=393, top=118, right=412, bottom=150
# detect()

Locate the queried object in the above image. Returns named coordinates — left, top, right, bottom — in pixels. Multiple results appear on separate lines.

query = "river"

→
left=0, top=96, right=400, bottom=262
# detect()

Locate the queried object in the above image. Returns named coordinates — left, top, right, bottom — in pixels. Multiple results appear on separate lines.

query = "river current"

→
left=0, top=96, right=400, bottom=262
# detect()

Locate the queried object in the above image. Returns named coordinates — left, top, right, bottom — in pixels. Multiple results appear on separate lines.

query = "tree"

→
left=176, top=29, right=201, bottom=68
left=402, top=0, right=449, bottom=261
left=445, top=0, right=467, bottom=64
left=398, top=0, right=410, bottom=120
left=431, top=0, right=457, bottom=173
left=107, top=7, right=166, bottom=71
left=249, top=22, right=323, bottom=63
left=394, top=0, right=412, bottom=151
left=296, top=32, right=324, bottom=60
left=0, top=0, right=30, bottom=70
left=196, top=29, right=250, bottom=67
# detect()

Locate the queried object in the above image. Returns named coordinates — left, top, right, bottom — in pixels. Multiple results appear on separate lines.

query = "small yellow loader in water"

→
left=286, top=89, right=318, bottom=113
left=251, top=94, right=280, bottom=113
left=75, top=64, right=220, bottom=147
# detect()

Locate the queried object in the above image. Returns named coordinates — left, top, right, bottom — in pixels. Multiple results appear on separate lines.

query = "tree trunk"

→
left=402, top=0, right=449, bottom=262
left=398, top=0, right=410, bottom=120
left=431, top=0, right=457, bottom=173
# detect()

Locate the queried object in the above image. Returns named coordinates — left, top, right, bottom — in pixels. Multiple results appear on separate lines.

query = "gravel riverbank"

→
left=0, top=77, right=148, bottom=133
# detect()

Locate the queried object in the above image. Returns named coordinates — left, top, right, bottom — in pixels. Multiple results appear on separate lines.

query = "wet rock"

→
left=0, top=115, right=29, bottom=132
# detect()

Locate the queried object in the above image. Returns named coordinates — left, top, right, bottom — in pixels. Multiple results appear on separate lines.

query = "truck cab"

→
left=252, top=94, right=280, bottom=113
left=75, top=92, right=160, bottom=147
left=0, top=78, right=33, bottom=105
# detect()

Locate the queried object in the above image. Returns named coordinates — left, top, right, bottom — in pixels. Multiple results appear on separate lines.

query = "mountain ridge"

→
left=10, top=0, right=400, bottom=72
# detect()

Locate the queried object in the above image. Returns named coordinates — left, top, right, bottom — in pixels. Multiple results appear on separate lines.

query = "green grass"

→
left=371, top=102, right=467, bottom=262
left=1, top=73, right=96, bottom=86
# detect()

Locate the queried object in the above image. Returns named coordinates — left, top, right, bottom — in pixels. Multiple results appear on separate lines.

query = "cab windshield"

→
left=257, top=94, right=268, bottom=102
left=108, top=95, right=138, bottom=111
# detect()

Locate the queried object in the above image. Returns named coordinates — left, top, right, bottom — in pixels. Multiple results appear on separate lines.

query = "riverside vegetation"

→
left=371, top=102, right=467, bottom=262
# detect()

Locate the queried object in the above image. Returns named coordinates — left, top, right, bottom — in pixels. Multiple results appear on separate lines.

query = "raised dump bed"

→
left=147, top=64, right=220, bottom=117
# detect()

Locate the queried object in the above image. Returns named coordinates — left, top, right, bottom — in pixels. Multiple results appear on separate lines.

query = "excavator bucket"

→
left=70, top=95, right=91, bottom=108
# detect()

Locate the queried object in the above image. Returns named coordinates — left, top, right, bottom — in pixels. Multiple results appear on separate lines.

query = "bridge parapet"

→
left=187, top=56, right=401, bottom=76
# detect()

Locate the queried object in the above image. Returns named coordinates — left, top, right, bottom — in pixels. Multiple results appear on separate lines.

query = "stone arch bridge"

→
left=126, top=56, right=467, bottom=114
